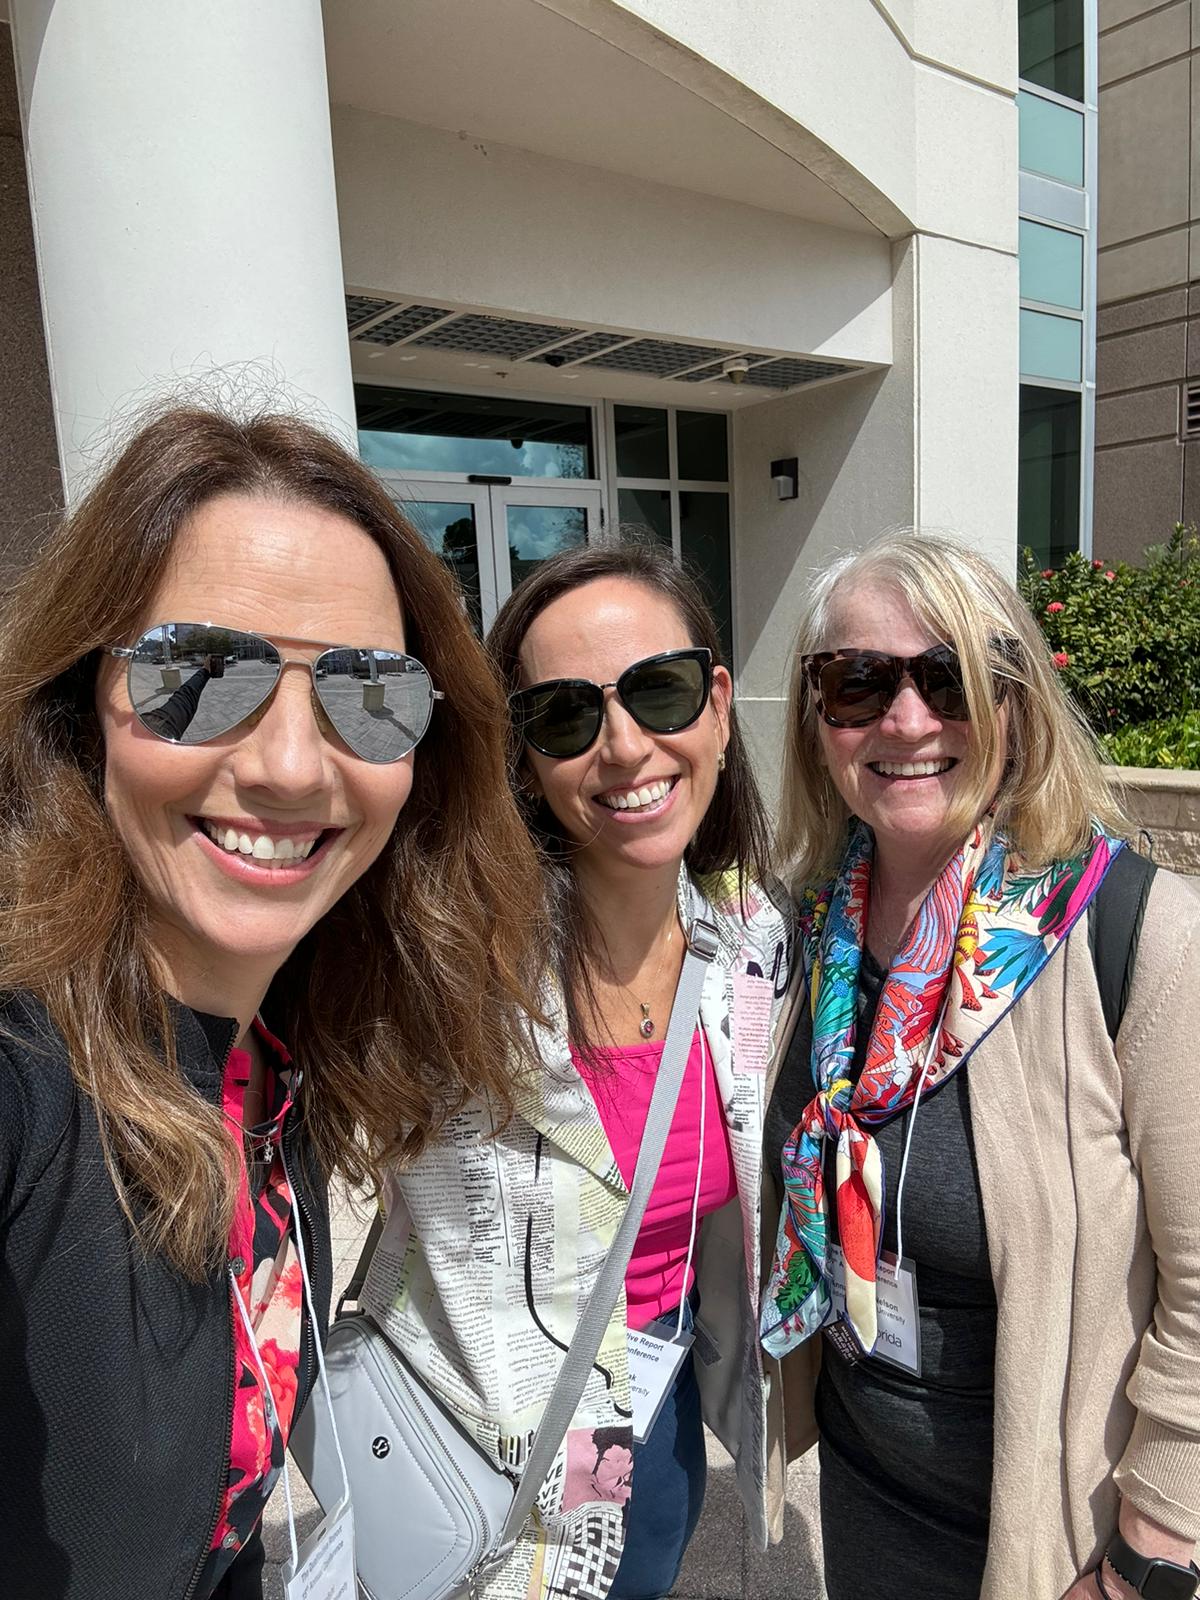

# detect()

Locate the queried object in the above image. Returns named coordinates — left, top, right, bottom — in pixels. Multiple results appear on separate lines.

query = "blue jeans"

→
left=609, top=1299, right=707, bottom=1600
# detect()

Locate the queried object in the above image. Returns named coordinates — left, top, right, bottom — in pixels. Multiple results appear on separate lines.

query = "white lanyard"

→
left=892, top=991, right=951, bottom=1267
left=626, top=1025, right=710, bottom=1443
left=229, top=1150, right=351, bottom=1571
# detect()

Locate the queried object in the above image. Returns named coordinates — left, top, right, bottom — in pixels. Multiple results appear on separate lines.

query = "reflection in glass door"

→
left=402, top=497, right=489, bottom=634
left=491, top=485, right=600, bottom=606
left=382, top=478, right=600, bottom=632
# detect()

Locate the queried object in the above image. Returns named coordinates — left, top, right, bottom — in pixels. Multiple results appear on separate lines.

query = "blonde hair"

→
left=778, top=529, right=1126, bottom=885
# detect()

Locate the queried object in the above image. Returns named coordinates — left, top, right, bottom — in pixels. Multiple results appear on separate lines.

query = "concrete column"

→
left=907, top=232, right=1020, bottom=575
left=9, top=0, right=355, bottom=499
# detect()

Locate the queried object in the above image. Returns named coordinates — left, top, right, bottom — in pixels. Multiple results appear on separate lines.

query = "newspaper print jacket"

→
left=365, top=868, right=792, bottom=1600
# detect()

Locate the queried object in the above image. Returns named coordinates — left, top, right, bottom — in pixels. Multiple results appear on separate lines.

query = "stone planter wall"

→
left=1108, top=766, right=1200, bottom=874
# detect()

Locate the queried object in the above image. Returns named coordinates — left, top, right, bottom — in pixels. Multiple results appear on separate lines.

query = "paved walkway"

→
left=263, top=1186, right=826, bottom=1600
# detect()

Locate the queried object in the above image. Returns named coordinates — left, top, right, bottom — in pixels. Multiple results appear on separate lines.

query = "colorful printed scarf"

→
left=760, top=819, right=1122, bottom=1359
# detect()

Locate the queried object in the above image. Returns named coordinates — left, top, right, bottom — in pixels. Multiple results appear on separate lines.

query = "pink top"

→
left=572, top=1029, right=737, bottom=1330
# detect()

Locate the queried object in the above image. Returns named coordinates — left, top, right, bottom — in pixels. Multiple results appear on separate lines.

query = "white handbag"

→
left=290, top=915, right=720, bottom=1600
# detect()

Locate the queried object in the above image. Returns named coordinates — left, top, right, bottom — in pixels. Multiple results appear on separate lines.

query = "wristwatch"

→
left=1105, top=1530, right=1200, bottom=1600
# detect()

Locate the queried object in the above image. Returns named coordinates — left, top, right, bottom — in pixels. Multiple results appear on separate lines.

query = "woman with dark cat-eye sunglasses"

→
left=762, top=529, right=1200, bottom=1600
left=369, top=540, right=793, bottom=1600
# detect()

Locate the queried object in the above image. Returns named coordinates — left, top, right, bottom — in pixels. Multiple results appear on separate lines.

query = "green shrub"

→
left=1100, top=710, right=1200, bottom=769
left=1019, top=525, right=1200, bottom=736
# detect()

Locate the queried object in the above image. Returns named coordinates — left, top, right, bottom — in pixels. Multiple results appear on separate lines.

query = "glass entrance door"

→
left=386, top=478, right=602, bottom=633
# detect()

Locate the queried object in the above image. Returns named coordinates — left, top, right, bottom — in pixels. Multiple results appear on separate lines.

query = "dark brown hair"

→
left=487, top=538, right=771, bottom=1045
left=0, top=405, right=546, bottom=1277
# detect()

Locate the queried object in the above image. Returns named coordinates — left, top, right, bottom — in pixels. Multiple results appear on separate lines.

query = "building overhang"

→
left=346, top=293, right=878, bottom=408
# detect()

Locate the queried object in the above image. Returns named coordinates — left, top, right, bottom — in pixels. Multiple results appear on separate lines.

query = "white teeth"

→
left=200, top=819, right=320, bottom=865
left=874, top=759, right=952, bottom=778
left=600, top=779, right=673, bottom=812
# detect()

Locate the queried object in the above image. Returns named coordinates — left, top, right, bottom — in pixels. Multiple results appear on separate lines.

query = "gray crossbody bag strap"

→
left=490, top=910, right=721, bottom=1564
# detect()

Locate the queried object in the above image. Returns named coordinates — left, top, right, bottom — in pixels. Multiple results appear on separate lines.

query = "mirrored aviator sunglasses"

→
left=107, top=622, right=443, bottom=762
left=511, top=647, right=713, bottom=759
left=804, top=644, right=994, bottom=729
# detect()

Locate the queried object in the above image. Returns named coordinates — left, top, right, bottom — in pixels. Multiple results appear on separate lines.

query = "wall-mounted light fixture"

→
left=770, top=456, right=799, bottom=501
left=722, top=357, right=750, bottom=385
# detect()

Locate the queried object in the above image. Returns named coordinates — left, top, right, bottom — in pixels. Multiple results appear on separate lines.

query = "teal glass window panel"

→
left=1018, top=385, right=1081, bottom=568
left=356, top=385, right=593, bottom=478
left=1018, top=0, right=1084, bottom=103
left=618, top=487, right=672, bottom=547
left=1020, top=308, right=1082, bottom=383
left=614, top=405, right=670, bottom=479
left=676, top=411, right=729, bottom=481
left=1018, top=91, right=1084, bottom=186
left=1019, top=220, right=1083, bottom=309
left=679, top=492, right=733, bottom=667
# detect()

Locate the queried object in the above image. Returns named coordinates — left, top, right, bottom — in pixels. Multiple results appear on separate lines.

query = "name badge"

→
left=732, top=972, right=774, bottom=1072
left=283, top=1498, right=356, bottom=1600
left=627, top=1325, right=694, bottom=1443
left=824, top=1244, right=922, bottom=1377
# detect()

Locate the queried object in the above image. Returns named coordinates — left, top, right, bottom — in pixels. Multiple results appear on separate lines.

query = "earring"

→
left=717, top=750, right=726, bottom=772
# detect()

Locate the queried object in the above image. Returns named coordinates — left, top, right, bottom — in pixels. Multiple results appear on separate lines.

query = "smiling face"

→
left=517, top=577, right=731, bottom=885
left=816, top=582, right=1007, bottom=877
left=95, top=491, right=414, bottom=1011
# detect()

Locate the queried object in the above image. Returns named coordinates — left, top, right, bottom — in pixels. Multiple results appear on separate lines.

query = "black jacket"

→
left=0, top=992, right=332, bottom=1600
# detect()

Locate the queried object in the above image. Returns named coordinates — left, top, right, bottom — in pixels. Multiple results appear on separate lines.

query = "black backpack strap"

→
left=1086, top=846, right=1158, bottom=1043
left=336, top=1207, right=385, bottom=1320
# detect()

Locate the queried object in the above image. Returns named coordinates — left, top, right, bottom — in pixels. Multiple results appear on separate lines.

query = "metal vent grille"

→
left=586, top=339, right=727, bottom=377
left=344, top=293, right=863, bottom=394
left=1185, top=382, right=1200, bottom=439
left=528, top=330, right=630, bottom=364
left=413, top=315, right=580, bottom=358
left=737, top=357, right=853, bottom=389
left=346, top=295, right=394, bottom=331
left=355, top=305, right=452, bottom=346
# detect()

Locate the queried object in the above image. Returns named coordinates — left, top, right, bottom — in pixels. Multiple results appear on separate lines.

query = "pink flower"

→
left=1052, top=651, right=1070, bottom=669
left=1041, top=568, right=1055, bottom=578
left=1104, top=570, right=1115, bottom=581
left=1093, top=559, right=1105, bottom=569
left=1047, top=601, right=1064, bottom=614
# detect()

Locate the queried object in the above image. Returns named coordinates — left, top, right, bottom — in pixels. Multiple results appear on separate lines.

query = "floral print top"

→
left=196, top=1022, right=304, bottom=1597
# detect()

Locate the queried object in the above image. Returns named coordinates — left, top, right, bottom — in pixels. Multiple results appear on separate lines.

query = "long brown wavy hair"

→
left=0, top=405, right=546, bottom=1278
left=487, top=539, right=772, bottom=1049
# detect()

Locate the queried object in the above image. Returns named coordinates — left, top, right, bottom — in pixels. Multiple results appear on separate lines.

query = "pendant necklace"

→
left=636, top=922, right=675, bottom=1039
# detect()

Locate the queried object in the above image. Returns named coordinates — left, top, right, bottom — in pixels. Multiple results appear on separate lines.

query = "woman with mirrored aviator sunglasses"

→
left=364, top=539, right=793, bottom=1600
left=761, top=530, right=1200, bottom=1600
left=0, top=404, right=545, bottom=1600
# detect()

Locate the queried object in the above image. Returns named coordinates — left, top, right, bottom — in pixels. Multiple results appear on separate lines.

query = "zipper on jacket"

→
left=180, top=1020, right=240, bottom=1600
left=180, top=1293, right=239, bottom=1600
left=282, top=1122, right=319, bottom=1407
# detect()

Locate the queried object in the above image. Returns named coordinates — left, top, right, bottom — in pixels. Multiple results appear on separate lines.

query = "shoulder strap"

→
left=1086, top=846, right=1157, bottom=1043
left=334, top=915, right=720, bottom=1552
left=493, top=913, right=720, bottom=1556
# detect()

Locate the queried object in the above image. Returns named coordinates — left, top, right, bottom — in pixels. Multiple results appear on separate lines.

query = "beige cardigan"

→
left=763, top=868, right=1200, bottom=1598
